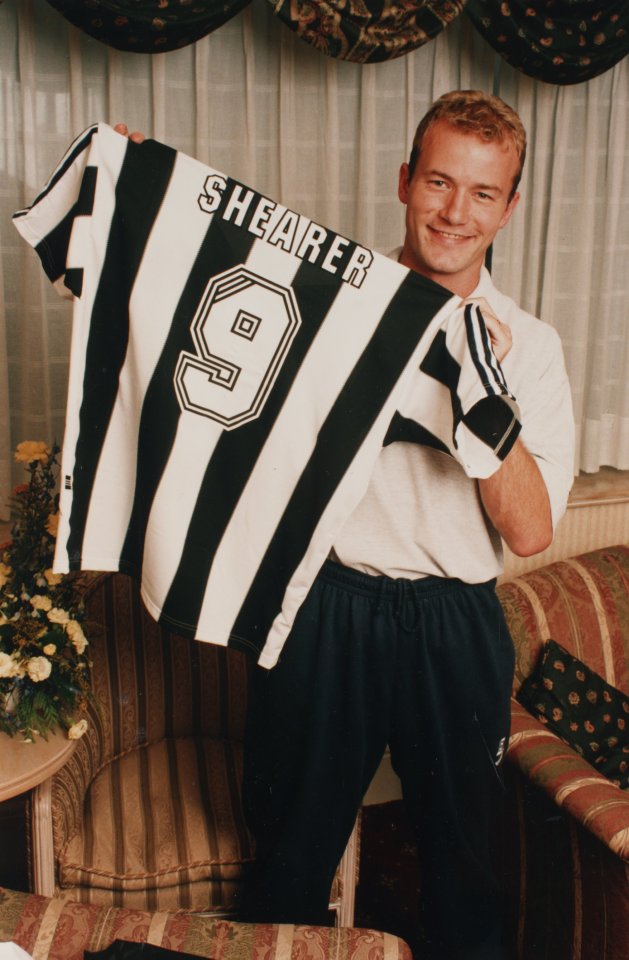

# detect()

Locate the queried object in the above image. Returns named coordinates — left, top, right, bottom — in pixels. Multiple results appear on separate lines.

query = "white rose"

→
left=26, top=656, right=52, bottom=682
left=31, top=594, right=53, bottom=612
left=47, top=607, right=70, bottom=625
left=68, top=718, right=88, bottom=740
left=43, top=643, right=57, bottom=656
left=66, top=620, right=88, bottom=655
left=0, top=651, right=22, bottom=678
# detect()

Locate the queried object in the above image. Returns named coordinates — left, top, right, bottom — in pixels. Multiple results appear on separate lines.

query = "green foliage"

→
left=0, top=442, right=91, bottom=741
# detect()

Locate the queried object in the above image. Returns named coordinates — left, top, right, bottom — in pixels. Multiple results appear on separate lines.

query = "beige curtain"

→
left=0, top=0, right=627, bottom=517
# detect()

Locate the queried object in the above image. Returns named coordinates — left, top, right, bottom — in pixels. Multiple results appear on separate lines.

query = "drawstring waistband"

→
left=395, top=579, right=418, bottom=632
left=375, top=576, right=413, bottom=626
left=376, top=575, right=387, bottom=614
left=319, top=559, right=496, bottom=634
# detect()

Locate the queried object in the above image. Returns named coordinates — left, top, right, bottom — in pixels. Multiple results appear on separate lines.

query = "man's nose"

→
left=441, top=189, right=469, bottom=223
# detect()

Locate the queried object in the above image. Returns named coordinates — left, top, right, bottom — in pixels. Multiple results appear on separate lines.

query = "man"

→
left=236, top=91, right=574, bottom=960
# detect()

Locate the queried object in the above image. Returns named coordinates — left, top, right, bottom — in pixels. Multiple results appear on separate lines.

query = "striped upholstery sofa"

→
left=495, top=544, right=629, bottom=960
left=0, top=887, right=411, bottom=960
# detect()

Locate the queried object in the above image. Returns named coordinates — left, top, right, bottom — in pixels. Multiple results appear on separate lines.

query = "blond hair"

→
left=408, top=90, right=527, bottom=200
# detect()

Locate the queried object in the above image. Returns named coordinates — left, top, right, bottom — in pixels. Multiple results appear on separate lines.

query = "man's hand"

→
left=465, top=297, right=513, bottom=364
left=113, top=123, right=146, bottom=144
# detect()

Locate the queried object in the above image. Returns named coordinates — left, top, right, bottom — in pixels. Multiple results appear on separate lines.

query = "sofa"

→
left=0, top=887, right=412, bottom=960
left=494, top=543, right=629, bottom=960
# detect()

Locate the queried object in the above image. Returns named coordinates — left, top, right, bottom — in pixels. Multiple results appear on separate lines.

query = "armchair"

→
left=29, top=572, right=358, bottom=920
left=495, top=544, right=629, bottom=960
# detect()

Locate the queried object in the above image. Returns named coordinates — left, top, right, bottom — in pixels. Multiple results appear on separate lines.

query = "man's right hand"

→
left=113, top=123, right=146, bottom=144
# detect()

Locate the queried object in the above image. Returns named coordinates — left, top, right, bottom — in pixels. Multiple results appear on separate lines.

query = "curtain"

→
left=40, top=0, right=629, bottom=76
left=466, top=0, right=629, bottom=85
left=44, top=0, right=253, bottom=53
left=267, top=0, right=468, bottom=63
left=0, top=0, right=627, bottom=518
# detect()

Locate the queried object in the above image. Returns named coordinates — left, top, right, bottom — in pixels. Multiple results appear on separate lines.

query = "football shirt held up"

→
left=13, top=123, right=519, bottom=666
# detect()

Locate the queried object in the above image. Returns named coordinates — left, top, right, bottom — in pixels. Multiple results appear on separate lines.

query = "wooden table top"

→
left=0, top=729, right=77, bottom=801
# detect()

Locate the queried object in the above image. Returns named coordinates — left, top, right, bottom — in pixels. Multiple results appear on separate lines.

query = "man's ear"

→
left=398, top=162, right=411, bottom=204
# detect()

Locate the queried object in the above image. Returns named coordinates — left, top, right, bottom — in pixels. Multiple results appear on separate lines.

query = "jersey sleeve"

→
left=387, top=301, right=522, bottom=479
left=447, top=302, right=521, bottom=475
left=12, top=123, right=99, bottom=298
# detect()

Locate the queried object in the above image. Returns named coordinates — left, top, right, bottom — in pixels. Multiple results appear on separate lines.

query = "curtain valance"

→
left=266, top=0, right=466, bottom=63
left=43, top=0, right=466, bottom=60
left=466, top=0, right=629, bottom=85
left=44, top=0, right=628, bottom=83
left=44, top=0, right=253, bottom=53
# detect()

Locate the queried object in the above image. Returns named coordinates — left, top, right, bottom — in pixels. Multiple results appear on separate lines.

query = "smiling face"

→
left=398, top=119, right=521, bottom=298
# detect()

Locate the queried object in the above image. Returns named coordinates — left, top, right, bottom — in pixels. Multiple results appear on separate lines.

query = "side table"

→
left=0, top=730, right=77, bottom=895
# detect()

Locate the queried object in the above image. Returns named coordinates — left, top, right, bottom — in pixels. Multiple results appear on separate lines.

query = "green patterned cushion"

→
left=517, top=639, right=629, bottom=788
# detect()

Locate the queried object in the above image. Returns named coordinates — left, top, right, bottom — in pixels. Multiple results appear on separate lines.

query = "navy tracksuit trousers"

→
left=239, top=560, right=515, bottom=959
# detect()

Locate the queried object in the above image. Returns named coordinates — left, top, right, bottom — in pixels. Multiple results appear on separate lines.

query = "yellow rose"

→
left=0, top=562, right=12, bottom=589
left=43, top=643, right=57, bottom=656
left=14, top=441, right=50, bottom=464
left=31, top=594, right=53, bottom=612
left=47, top=607, right=70, bottom=625
left=0, top=652, right=23, bottom=678
left=46, top=512, right=60, bottom=538
left=66, top=619, right=88, bottom=654
left=68, top=718, right=88, bottom=740
left=44, top=569, right=64, bottom=587
left=26, top=656, right=52, bottom=682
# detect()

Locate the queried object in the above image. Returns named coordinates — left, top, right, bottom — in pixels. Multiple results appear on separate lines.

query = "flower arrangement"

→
left=0, top=441, right=91, bottom=741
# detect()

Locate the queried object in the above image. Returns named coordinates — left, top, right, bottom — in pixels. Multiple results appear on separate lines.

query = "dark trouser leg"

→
left=239, top=562, right=395, bottom=925
left=389, top=579, right=515, bottom=960
left=240, top=563, right=515, bottom=952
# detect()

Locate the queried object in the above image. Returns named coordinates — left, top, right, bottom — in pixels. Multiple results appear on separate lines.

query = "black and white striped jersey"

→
left=13, top=123, right=520, bottom=665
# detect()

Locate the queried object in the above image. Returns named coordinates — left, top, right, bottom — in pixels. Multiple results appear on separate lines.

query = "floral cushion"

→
left=0, top=888, right=412, bottom=960
left=517, top=639, right=629, bottom=788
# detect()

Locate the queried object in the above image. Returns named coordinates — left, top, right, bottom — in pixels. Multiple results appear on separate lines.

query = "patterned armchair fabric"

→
left=495, top=544, right=629, bottom=960
left=35, top=572, right=359, bottom=917
left=39, top=572, right=254, bottom=912
left=0, top=887, right=412, bottom=960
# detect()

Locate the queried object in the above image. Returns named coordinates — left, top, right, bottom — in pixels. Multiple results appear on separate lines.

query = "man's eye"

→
left=477, top=192, right=494, bottom=201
